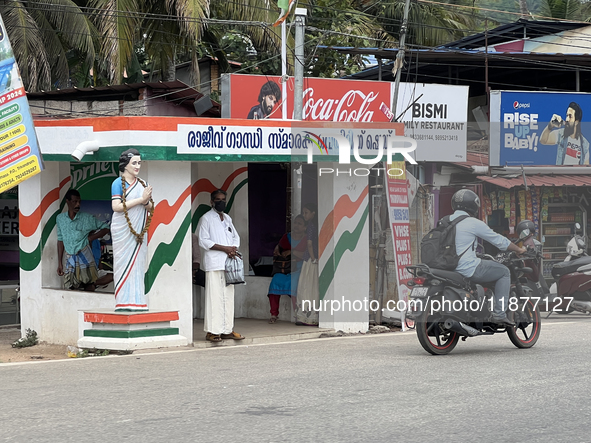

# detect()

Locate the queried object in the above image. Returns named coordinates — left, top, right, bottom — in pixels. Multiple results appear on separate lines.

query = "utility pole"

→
left=485, top=19, right=489, bottom=106
left=281, top=21, right=287, bottom=120
left=293, top=8, right=307, bottom=121
left=391, top=0, right=411, bottom=121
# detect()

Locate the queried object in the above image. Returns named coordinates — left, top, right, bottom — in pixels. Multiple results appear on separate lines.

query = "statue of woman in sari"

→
left=111, top=149, right=155, bottom=311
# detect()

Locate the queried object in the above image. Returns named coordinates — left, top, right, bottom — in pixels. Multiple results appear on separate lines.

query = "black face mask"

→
left=214, top=200, right=226, bottom=213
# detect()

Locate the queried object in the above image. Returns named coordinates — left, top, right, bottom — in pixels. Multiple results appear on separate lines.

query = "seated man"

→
left=57, top=189, right=110, bottom=291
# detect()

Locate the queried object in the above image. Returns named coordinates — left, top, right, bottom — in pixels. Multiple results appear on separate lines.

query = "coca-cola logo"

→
left=302, top=88, right=378, bottom=122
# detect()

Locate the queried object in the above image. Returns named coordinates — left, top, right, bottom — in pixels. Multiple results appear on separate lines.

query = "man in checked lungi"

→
left=57, top=189, right=110, bottom=291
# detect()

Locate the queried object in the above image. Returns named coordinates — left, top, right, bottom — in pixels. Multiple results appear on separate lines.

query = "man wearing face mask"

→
left=197, top=189, right=244, bottom=342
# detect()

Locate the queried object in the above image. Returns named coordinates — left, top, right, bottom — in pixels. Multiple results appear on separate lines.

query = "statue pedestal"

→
left=77, top=310, right=188, bottom=351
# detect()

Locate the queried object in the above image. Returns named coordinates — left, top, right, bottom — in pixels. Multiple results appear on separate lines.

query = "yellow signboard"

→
left=0, top=15, right=43, bottom=192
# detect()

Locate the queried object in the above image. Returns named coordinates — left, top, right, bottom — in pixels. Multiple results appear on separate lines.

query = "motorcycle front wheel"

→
left=416, top=307, right=459, bottom=355
left=507, top=298, right=541, bottom=348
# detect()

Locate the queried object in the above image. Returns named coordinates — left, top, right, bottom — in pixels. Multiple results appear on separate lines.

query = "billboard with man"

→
left=490, top=90, right=591, bottom=166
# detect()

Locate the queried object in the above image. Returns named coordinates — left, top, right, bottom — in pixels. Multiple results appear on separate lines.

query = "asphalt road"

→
left=2, top=313, right=591, bottom=443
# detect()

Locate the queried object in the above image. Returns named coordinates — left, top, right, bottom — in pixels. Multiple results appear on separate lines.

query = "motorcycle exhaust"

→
left=443, top=319, right=480, bottom=337
left=571, top=300, right=591, bottom=314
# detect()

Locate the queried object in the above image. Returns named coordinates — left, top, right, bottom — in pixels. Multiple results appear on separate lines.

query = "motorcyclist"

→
left=450, top=189, right=527, bottom=326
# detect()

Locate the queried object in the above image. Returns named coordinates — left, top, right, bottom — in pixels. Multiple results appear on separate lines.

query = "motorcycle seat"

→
left=552, top=256, right=591, bottom=279
left=430, top=268, right=467, bottom=286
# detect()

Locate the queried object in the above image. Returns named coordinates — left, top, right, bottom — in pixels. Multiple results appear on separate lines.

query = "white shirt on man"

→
left=198, top=208, right=240, bottom=271
left=564, top=136, right=582, bottom=165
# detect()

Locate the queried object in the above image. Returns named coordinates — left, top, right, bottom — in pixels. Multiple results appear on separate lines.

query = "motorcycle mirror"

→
left=575, top=222, right=581, bottom=230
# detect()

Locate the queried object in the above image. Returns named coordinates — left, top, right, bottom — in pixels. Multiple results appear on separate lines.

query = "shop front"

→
left=477, top=174, right=591, bottom=284
left=0, top=186, right=19, bottom=325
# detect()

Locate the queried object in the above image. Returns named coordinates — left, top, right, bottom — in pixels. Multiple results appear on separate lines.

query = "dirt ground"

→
left=0, top=327, right=70, bottom=364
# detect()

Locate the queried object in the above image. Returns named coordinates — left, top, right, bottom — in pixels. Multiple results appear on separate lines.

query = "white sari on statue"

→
left=111, top=177, right=149, bottom=311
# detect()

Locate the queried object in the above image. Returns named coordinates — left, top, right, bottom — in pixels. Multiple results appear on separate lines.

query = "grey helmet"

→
left=451, top=189, right=480, bottom=217
left=517, top=220, right=535, bottom=241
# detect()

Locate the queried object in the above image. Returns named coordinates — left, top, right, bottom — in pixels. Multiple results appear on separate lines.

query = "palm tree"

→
left=208, top=0, right=285, bottom=75
left=361, top=0, right=477, bottom=48
left=207, top=0, right=392, bottom=78
left=539, top=0, right=583, bottom=20
left=0, top=0, right=95, bottom=91
left=87, top=0, right=209, bottom=85
left=305, top=0, right=395, bottom=77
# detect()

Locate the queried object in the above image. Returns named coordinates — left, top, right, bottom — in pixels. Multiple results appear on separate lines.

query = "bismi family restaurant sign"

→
left=490, top=90, right=591, bottom=166
left=221, top=74, right=468, bottom=162
left=0, top=16, right=43, bottom=193
left=394, top=82, right=468, bottom=162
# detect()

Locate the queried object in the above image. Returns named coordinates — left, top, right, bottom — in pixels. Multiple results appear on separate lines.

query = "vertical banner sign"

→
left=0, top=15, right=43, bottom=193
left=385, top=161, right=412, bottom=329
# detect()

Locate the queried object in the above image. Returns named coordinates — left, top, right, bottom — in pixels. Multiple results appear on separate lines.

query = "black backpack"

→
left=420, top=215, right=469, bottom=271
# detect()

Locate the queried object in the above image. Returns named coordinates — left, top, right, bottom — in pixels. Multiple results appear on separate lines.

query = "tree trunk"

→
left=519, top=0, right=529, bottom=19
left=165, top=57, right=176, bottom=81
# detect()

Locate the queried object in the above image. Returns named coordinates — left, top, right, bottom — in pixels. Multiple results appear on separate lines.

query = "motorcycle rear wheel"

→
left=416, top=309, right=459, bottom=355
left=507, top=298, right=541, bottom=348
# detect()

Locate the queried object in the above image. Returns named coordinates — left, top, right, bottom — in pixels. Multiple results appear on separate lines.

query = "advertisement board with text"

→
left=385, top=160, right=412, bottom=329
left=0, top=15, right=44, bottom=193
left=222, top=74, right=467, bottom=162
left=490, top=90, right=591, bottom=166
left=394, top=82, right=468, bottom=162
left=224, top=74, right=392, bottom=122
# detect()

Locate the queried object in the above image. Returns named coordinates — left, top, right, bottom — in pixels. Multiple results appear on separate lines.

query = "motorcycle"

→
left=405, top=251, right=541, bottom=355
left=546, top=223, right=591, bottom=314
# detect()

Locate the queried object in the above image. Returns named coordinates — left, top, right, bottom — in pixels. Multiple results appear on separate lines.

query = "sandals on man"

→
left=206, top=332, right=222, bottom=342
left=221, top=331, right=245, bottom=340
left=268, top=316, right=278, bottom=324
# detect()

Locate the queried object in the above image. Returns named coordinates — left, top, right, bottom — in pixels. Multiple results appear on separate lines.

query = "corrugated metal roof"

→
left=478, top=174, right=591, bottom=189
left=27, top=79, right=221, bottom=117
left=323, top=46, right=591, bottom=60
left=456, top=152, right=489, bottom=169
left=28, top=80, right=194, bottom=97
left=441, top=19, right=588, bottom=50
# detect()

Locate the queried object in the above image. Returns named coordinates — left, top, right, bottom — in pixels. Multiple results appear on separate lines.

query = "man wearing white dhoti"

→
left=111, top=148, right=154, bottom=312
left=198, top=189, right=245, bottom=342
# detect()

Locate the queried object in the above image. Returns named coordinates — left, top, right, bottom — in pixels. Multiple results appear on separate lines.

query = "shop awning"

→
left=477, top=174, right=591, bottom=189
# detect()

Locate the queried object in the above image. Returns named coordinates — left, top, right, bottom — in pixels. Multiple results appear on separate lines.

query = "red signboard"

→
left=227, top=74, right=392, bottom=122
left=385, top=161, right=413, bottom=326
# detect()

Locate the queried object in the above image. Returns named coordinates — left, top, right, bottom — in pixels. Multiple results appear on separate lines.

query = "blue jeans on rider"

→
left=470, top=259, right=510, bottom=317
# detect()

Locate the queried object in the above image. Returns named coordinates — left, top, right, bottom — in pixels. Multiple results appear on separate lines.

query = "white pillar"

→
left=146, top=161, right=193, bottom=342
left=317, top=163, right=370, bottom=332
left=19, top=162, right=69, bottom=336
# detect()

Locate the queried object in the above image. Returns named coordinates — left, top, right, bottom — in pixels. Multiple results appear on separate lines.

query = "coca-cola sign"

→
left=224, top=74, right=391, bottom=122
left=302, top=87, right=381, bottom=122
